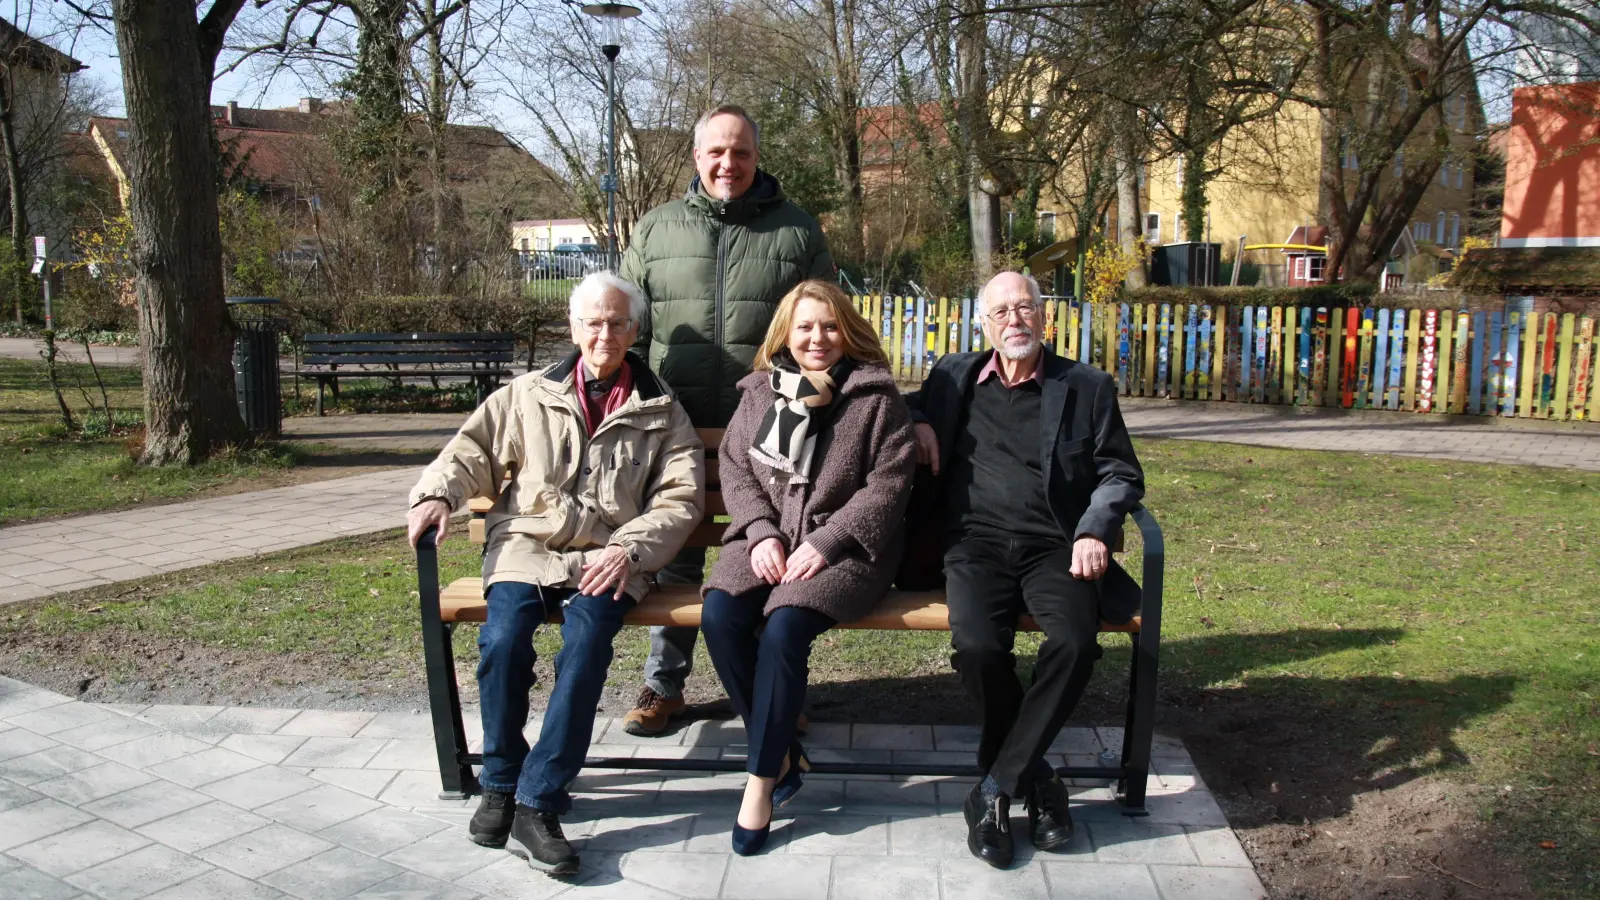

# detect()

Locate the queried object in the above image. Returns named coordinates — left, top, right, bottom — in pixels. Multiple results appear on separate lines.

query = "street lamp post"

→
left=581, top=2, right=641, bottom=272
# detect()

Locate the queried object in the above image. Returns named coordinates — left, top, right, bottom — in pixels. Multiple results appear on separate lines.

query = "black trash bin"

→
left=228, top=297, right=283, bottom=439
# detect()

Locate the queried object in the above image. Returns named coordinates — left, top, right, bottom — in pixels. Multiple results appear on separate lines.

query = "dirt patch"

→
left=0, top=630, right=1539, bottom=900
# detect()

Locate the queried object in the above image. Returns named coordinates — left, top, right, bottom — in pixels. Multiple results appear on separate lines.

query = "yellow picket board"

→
left=1067, top=302, right=1081, bottom=361
left=1282, top=307, right=1297, bottom=404
left=1053, top=299, right=1067, bottom=357
left=1142, top=303, right=1157, bottom=393
left=1519, top=312, right=1539, bottom=417
left=1402, top=310, right=1420, bottom=410
left=1434, top=311, right=1453, bottom=414
left=1552, top=313, right=1575, bottom=419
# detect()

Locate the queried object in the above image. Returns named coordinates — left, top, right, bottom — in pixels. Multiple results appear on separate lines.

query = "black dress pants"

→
left=944, top=534, right=1103, bottom=798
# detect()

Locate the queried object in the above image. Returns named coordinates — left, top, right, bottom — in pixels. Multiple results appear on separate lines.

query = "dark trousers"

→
left=476, top=581, right=634, bottom=813
left=701, top=587, right=835, bottom=777
left=944, top=534, right=1103, bottom=798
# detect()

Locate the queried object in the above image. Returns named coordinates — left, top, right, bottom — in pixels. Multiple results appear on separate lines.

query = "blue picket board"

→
left=1198, top=306, right=1213, bottom=399
left=1235, top=304, right=1248, bottom=395
left=1118, top=303, right=1133, bottom=394
left=959, top=297, right=972, bottom=353
left=1374, top=308, right=1391, bottom=408
left=1079, top=302, right=1092, bottom=366
left=1386, top=309, right=1405, bottom=408
left=1488, top=311, right=1504, bottom=414
left=1469, top=311, right=1486, bottom=415
left=1297, top=306, right=1312, bottom=403
left=1254, top=306, right=1269, bottom=403
left=1503, top=312, right=1521, bottom=416
left=1183, top=305, right=1198, bottom=398
left=1157, top=305, right=1171, bottom=395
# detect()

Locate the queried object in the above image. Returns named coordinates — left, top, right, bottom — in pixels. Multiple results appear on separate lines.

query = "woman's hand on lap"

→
left=781, top=542, right=828, bottom=583
left=751, top=537, right=788, bottom=585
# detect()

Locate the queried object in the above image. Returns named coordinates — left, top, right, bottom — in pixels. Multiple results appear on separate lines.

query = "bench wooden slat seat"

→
left=416, top=426, right=1164, bottom=815
left=438, top=578, right=1142, bottom=633
left=298, top=332, right=519, bottom=415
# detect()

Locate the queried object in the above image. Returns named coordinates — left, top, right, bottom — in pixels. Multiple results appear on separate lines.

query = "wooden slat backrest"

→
left=305, top=332, right=517, bottom=343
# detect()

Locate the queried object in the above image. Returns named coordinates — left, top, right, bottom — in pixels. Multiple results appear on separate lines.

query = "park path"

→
left=0, top=337, right=142, bottom=367
left=3, top=404, right=1596, bottom=607
left=0, top=675, right=1265, bottom=900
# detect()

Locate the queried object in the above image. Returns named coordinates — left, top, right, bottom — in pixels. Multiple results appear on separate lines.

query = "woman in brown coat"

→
left=701, top=280, right=917, bottom=855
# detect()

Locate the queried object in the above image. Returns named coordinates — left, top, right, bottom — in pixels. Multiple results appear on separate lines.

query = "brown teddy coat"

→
left=705, top=362, right=917, bottom=623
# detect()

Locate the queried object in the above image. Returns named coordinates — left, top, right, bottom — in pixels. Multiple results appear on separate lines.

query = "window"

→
left=1397, top=82, right=1410, bottom=107
left=1175, top=165, right=1184, bottom=192
left=519, top=238, right=529, bottom=252
left=1173, top=214, right=1184, bottom=243
left=1455, top=161, right=1464, bottom=189
left=1413, top=221, right=1432, bottom=242
left=1309, top=256, right=1327, bottom=281
left=1437, top=211, right=1447, bottom=242
left=1039, top=213, right=1056, bottom=243
left=1144, top=212, right=1162, bottom=244
left=1440, top=159, right=1450, bottom=186
left=1394, top=148, right=1405, bottom=178
left=1450, top=213, right=1461, bottom=247
left=1340, top=135, right=1359, bottom=170
left=1294, top=257, right=1306, bottom=281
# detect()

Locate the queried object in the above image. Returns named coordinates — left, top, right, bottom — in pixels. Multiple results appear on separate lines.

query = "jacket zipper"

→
left=714, top=213, right=728, bottom=416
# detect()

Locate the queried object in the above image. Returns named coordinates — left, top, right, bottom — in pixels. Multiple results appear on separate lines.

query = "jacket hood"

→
left=737, top=359, right=898, bottom=399
left=685, top=169, right=786, bottom=220
left=539, top=349, right=671, bottom=403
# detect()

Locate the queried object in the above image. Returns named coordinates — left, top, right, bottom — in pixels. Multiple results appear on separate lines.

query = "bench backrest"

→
left=469, top=427, right=726, bottom=545
left=303, top=332, right=518, bottom=367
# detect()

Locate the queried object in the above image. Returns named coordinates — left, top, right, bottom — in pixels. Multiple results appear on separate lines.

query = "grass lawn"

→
left=0, top=358, right=403, bottom=526
left=1, top=439, right=1595, bottom=896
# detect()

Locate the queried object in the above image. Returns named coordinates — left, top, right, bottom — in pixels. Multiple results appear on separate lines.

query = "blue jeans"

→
left=701, top=587, right=835, bottom=777
left=476, top=581, right=635, bottom=813
left=643, top=547, right=705, bottom=699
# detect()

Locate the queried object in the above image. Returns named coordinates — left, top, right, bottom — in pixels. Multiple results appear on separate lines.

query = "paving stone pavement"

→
left=0, top=470, right=419, bottom=606
left=0, top=676, right=1267, bottom=899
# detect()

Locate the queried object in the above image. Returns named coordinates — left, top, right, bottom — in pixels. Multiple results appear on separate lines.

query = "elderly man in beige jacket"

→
left=406, top=272, right=703, bottom=877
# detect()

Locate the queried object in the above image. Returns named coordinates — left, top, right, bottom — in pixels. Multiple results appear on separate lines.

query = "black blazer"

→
left=905, top=348, right=1147, bottom=622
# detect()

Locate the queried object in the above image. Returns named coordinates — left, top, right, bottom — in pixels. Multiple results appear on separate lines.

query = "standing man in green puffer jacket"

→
left=619, top=103, right=835, bottom=736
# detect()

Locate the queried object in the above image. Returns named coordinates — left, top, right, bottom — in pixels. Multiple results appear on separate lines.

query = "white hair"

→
left=977, top=271, right=1042, bottom=315
left=692, top=104, right=761, bottom=152
left=569, top=271, right=647, bottom=324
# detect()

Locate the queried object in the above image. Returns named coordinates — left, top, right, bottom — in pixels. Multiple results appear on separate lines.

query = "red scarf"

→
left=576, top=361, right=633, bottom=435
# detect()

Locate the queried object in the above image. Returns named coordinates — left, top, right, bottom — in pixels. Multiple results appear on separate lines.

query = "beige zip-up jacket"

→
left=409, top=351, right=704, bottom=601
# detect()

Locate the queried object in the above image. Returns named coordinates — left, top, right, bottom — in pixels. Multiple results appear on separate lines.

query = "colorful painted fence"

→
left=851, top=295, right=1599, bottom=421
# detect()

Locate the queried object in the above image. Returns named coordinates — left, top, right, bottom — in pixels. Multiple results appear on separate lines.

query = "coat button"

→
left=583, top=466, right=592, bottom=474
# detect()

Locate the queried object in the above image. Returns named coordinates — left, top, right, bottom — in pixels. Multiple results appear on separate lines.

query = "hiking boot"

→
left=964, top=779, right=1014, bottom=868
left=506, top=804, right=579, bottom=876
left=1025, top=770, right=1075, bottom=851
left=468, top=788, right=515, bottom=847
left=622, top=685, right=684, bottom=736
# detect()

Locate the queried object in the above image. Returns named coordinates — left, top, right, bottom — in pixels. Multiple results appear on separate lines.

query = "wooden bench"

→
left=415, top=427, right=1165, bottom=813
left=298, top=332, right=518, bottom=415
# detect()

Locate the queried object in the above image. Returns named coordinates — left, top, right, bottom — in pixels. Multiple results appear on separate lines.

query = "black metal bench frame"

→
left=297, top=332, right=519, bottom=415
left=413, top=505, right=1164, bottom=815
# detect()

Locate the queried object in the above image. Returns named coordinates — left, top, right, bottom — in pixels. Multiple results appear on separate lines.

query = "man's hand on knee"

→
left=1069, top=536, right=1108, bottom=580
left=580, top=544, right=632, bottom=600
left=407, top=498, right=452, bottom=548
left=914, top=422, right=940, bottom=475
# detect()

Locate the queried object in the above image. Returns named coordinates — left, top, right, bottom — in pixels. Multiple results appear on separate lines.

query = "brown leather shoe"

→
left=623, top=686, right=685, bottom=736
left=796, top=712, right=809, bottom=735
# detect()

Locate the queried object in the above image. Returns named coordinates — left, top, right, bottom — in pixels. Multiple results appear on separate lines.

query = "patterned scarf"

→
left=749, top=353, right=852, bottom=484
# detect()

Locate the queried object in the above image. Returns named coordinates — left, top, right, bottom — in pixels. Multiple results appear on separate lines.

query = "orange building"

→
left=1500, top=81, right=1600, bottom=247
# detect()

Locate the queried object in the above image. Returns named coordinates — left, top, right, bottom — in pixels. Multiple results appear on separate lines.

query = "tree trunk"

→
left=1182, top=146, right=1207, bottom=243
left=425, top=1, right=450, bottom=282
left=956, top=0, right=996, bottom=282
left=112, top=0, right=247, bottom=464
left=1115, top=112, right=1146, bottom=288
left=0, top=68, right=27, bottom=323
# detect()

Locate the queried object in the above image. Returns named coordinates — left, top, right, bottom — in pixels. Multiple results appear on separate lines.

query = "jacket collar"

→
left=544, top=349, right=668, bottom=402
left=685, top=169, right=785, bottom=222
left=738, top=358, right=897, bottom=399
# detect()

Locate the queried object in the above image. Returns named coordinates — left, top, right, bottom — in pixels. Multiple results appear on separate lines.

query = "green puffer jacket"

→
left=622, top=171, right=833, bottom=427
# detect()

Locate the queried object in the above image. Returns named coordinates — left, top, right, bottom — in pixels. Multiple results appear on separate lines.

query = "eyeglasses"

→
left=986, top=303, right=1039, bottom=323
left=578, top=317, right=633, bottom=334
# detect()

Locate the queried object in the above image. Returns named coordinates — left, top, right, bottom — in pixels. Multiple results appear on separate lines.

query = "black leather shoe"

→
left=963, top=781, right=1014, bottom=868
left=468, top=789, right=515, bottom=847
left=1025, top=770, right=1075, bottom=851
left=506, top=804, right=579, bottom=876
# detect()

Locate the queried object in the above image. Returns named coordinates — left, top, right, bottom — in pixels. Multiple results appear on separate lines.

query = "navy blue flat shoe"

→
left=772, top=740, right=811, bottom=808
left=731, top=821, right=771, bottom=856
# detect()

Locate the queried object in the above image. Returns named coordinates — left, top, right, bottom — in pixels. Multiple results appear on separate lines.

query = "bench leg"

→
left=417, top=531, right=478, bottom=799
left=1117, top=632, right=1155, bottom=815
left=315, top=379, right=324, bottom=416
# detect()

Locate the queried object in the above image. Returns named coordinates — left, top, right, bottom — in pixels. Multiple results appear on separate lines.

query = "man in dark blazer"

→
left=905, top=271, right=1145, bottom=869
